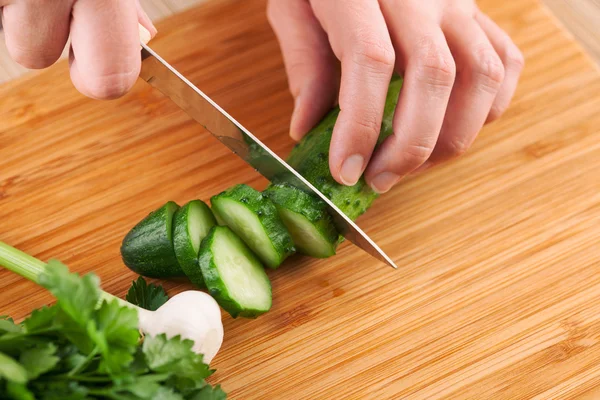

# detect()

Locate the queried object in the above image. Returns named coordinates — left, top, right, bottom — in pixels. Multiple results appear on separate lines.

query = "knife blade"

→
left=139, top=43, right=397, bottom=269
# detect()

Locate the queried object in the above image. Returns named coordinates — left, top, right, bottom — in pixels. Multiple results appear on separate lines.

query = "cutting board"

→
left=1, top=0, right=600, bottom=398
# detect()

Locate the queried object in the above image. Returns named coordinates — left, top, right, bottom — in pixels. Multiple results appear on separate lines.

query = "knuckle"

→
left=470, top=47, right=505, bottom=90
left=443, top=136, right=472, bottom=158
left=403, top=142, right=434, bottom=167
left=84, top=71, right=136, bottom=100
left=286, top=52, right=308, bottom=78
left=413, top=36, right=456, bottom=90
left=352, top=114, right=381, bottom=139
left=504, top=43, right=525, bottom=71
left=352, top=34, right=396, bottom=72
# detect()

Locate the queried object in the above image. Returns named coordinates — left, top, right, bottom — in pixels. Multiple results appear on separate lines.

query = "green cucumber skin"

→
left=286, top=75, right=403, bottom=221
left=264, top=183, right=338, bottom=258
left=211, top=184, right=295, bottom=269
left=198, top=226, right=272, bottom=318
left=120, top=201, right=184, bottom=278
left=173, top=200, right=217, bottom=288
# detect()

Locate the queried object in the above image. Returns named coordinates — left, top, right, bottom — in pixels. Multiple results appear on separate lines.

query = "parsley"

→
left=0, top=261, right=226, bottom=399
left=126, top=276, right=170, bottom=311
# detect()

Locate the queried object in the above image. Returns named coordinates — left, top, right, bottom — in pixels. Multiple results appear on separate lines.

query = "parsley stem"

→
left=0, top=241, right=46, bottom=283
left=50, top=374, right=114, bottom=382
left=0, top=241, right=130, bottom=307
left=68, top=346, right=99, bottom=377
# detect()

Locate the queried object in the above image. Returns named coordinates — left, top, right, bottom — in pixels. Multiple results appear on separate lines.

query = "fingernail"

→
left=340, top=154, right=365, bottom=186
left=136, top=0, right=158, bottom=37
left=371, top=172, right=400, bottom=194
left=289, top=95, right=303, bottom=141
left=149, top=23, right=158, bottom=38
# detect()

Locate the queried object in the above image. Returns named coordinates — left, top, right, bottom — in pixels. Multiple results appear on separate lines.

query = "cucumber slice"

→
left=121, top=201, right=184, bottom=278
left=211, top=184, right=295, bottom=269
left=199, top=226, right=272, bottom=318
left=286, top=75, right=403, bottom=221
left=173, top=200, right=217, bottom=287
left=264, top=183, right=338, bottom=258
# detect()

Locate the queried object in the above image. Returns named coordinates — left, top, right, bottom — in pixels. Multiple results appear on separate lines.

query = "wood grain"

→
left=1, top=0, right=600, bottom=398
left=1, top=0, right=599, bottom=83
left=542, top=0, right=600, bottom=64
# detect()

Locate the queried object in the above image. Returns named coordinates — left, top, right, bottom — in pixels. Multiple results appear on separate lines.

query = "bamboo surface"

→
left=1, top=0, right=600, bottom=398
left=1, top=1, right=600, bottom=83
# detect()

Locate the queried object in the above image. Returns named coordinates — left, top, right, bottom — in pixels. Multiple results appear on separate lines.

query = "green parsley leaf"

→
left=0, top=318, right=22, bottom=334
left=5, top=381, right=35, bottom=400
left=20, top=343, right=59, bottom=379
left=33, top=381, right=89, bottom=400
left=57, top=344, right=88, bottom=372
left=153, top=386, right=185, bottom=400
left=54, top=311, right=95, bottom=354
left=0, top=254, right=226, bottom=399
left=187, top=385, right=227, bottom=400
left=143, top=334, right=212, bottom=382
left=23, top=306, right=57, bottom=333
left=116, top=379, right=162, bottom=397
left=0, top=351, right=28, bottom=383
left=92, top=299, right=140, bottom=374
left=0, top=333, right=38, bottom=356
left=126, top=277, right=169, bottom=311
left=38, top=260, right=100, bottom=327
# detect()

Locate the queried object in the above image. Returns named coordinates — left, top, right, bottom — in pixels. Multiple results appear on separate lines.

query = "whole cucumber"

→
left=286, top=75, right=403, bottom=221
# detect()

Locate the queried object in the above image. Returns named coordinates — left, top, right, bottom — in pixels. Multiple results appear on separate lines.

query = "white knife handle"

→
left=139, top=23, right=152, bottom=47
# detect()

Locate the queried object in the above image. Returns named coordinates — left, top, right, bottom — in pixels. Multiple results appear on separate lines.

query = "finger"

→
left=267, top=0, right=338, bottom=141
left=69, top=0, right=141, bottom=100
left=2, top=0, right=73, bottom=69
left=310, top=0, right=395, bottom=186
left=426, top=16, right=504, bottom=164
left=364, top=6, right=456, bottom=193
left=136, top=0, right=158, bottom=38
left=475, top=10, right=524, bottom=123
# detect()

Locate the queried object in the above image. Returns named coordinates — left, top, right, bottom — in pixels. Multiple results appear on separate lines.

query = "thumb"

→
left=267, top=0, right=338, bottom=141
left=135, top=0, right=157, bottom=39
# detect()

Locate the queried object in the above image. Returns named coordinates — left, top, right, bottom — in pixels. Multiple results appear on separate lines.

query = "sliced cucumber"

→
left=264, top=183, right=338, bottom=258
left=211, top=184, right=295, bottom=269
left=121, top=201, right=184, bottom=278
left=198, top=226, right=272, bottom=318
left=286, top=75, right=403, bottom=221
left=173, top=200, right=217, bottom=287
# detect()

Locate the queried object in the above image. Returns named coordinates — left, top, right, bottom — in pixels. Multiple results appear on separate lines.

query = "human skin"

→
left=267, top=0, right=524, bottom=193
left=1, top=0, right=523, bottom=194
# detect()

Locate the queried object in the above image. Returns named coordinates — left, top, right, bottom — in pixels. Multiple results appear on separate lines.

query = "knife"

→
left=138, top=38, right=397, bottom=269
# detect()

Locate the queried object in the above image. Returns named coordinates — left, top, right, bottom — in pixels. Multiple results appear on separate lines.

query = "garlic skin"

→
left=136, top=291, right=224, bottom=364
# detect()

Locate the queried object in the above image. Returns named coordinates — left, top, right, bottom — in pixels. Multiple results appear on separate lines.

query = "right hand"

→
left=1, top=0, right=156, bottom=99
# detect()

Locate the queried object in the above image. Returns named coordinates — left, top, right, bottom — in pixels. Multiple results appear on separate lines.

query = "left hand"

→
left=267, top=0, right=525, bottom=193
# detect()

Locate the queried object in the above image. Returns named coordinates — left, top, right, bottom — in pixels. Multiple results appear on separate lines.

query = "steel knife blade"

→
left=139, top=43, right=397, bottom=269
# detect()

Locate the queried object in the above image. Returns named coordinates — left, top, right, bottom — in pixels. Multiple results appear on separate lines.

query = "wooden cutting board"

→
left=1, top=0, right=600, bottom=398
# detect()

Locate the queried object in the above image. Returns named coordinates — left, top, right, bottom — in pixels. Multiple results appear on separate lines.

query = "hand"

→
left=268, top=0, right=524, bottom=193
left=1, top=0, right=156, bottom=99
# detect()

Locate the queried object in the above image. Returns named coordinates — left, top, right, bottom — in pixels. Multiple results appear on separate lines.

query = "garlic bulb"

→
left=136, top=291, right=224, bottom=363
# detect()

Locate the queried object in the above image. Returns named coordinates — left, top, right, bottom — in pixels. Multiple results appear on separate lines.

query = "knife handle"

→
left=139, top=23, right=152, bottom=47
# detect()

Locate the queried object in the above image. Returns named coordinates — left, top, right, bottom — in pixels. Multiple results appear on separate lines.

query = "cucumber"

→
left=121, top=201, right=184, bottom=278
left=286, top=75, right=403, bottom=221
left=264, top=183, right=338, bottom=258
left=211, top=184, right=295, bottom=269
left=173, top=200, right=217, bottom=287
left=198, top=226, right=272, bottom=318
